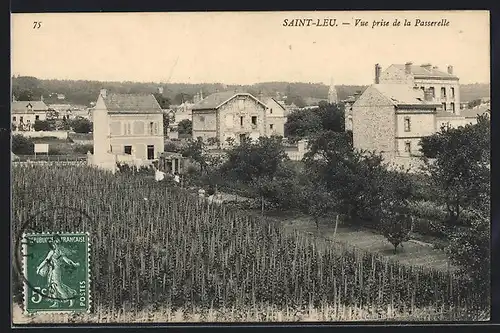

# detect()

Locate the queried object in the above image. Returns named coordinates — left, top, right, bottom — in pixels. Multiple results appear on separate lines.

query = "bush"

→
left=48, top=147, right=62, bottom=155
left=33, top=120, right=52, bottom=131
left=409, top=201, right=447, bottom=222
left=71, top=118, right=92, bottom=134
left=74, top=144, right=94, bottom=154
left=164, top=142, right=181, bottom=152
left=12, top=135, right=34, bottom=155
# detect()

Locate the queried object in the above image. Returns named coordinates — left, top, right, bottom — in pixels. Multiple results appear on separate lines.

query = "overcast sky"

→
left=11, top=11, right=490, bottom=85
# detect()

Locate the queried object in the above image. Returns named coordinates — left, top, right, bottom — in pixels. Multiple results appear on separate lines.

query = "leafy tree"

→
left=163, top=113, right=170, bottom=136
left=300, top=181, right=335, bottom=230
left=221, top=136, right=289, bottom=212
left=33, top=120, right=51, bottom=131
left=17, top=90, right=34, bottom=101
left=181, top=137, right=209, bottom=175
left=153, top=93, right=171, bottom=109
left=12, top=134, right=34, bottom=155
left=379, top=169, right=415, bottom=253
left=173, top=93, right=193, bottom=105
left=178, top=119, right=192, bottom=135
left=284, top=109, right=322, bottom=140
left=71, top=118, right=93, bottom=134
left=207, top=137, right=220, bottom=148
left=446, top=204, right=490, bottom=293
left=420, top=115, right=490, bottom=226
left=304, top=130, right=386, bottom=226
left=316, top=103, right=345, bottom=132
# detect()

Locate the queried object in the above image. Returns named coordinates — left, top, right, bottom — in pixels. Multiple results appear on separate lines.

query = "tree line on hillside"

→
left=178, top=106, right=490, bottom=297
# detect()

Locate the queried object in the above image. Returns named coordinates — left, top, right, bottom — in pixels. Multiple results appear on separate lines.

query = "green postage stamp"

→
left=22, top=232, right=91, bottom=314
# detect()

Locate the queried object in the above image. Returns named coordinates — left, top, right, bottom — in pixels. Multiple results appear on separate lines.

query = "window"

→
left=123, top=122, right=132, bottom=135
left=149, top=122, right=154, bottom=135
left=429, top=87, right=435, bottom=98
left=147, top=145, right=155, bottom=160
left=154, top=123, right=158, bottom=135
left=451, top=102, right=455, bottom=113
left=270, top=124, right=274, bottom=130
left=199, top=116, right=205, bottom=122
left=270, top=108, right=273, bottom=114
left=240, top=116, right=244, bottom=127
left=124, top=145, right=132, bottom=155
left=13, top=116, right=16, bottom=122
left=404, top=141, right=411, bottom=153
left=451, top=87, right=455, bottom=98
left=442, top=103, right=447, bottom=111
left=35, top=115, right=40, bottom=121
left=404, top=117, right=411, bottom=132
left=441, top=87, right=446, bottom=98
left=420, top=87, right=425, bottom=92
left=251, top=116, right=257, bottom=126
left=238, top=99, right=245, bottom=110
left=20, top=116, right=24, bottom=123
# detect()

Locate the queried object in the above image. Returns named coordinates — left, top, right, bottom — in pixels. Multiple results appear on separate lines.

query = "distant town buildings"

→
left=11, top=96, right=49, bottom=131
left=191, top=91, right=285, bottom=146
left=90, top=89, right=164, bottom=173
left=377, top=62, right=460, bottom=115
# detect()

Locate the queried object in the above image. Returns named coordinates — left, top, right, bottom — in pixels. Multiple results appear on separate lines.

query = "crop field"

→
left=12, top=165, right=488, bottom=322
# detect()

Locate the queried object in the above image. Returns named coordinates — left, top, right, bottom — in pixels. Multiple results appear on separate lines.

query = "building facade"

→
left=377, top=62, right=460, bottom=115
left=191, top=92, right=273, bottom=146
left=352, top=84, right=441, bottom=163
left=258, top=95, right=287, bottom=137
left=92, top=89, right=164, bottom=170
left=11, top=98, right=49, bottom=131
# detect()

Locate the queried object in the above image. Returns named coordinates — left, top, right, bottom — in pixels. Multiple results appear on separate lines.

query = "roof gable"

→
left=259, top=96, right=286, bottom=111
left=192, top=92, right=268, bottom=110
left=103, top=93, right=163, bottom=114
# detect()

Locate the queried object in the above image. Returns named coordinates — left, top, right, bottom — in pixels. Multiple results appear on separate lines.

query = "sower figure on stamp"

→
left=36, top=234, right=80, bottom=308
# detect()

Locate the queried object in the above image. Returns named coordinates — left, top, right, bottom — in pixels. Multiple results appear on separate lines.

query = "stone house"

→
left=11, top=97, right=49, bottom=131
left=191, top=91, right=270, bottom=146
left=436, top=106, right=490, bottom=129
left=376, top=62, right=460, bottom=115
left=90, top=89, right=164, bottom=172
left=352, top=84, right=441, bottom=165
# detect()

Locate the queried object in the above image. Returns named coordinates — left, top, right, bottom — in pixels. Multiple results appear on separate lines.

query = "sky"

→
left=11, top=11, right=490, bottom=85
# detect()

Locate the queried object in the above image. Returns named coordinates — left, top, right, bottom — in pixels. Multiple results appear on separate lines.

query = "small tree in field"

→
left=379, top=168, right=415, bottom=254
left=181, top=137, right=208, bottom=175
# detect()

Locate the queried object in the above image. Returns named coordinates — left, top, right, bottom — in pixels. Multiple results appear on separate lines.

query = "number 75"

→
left=33, top=21, right=42, bottom=29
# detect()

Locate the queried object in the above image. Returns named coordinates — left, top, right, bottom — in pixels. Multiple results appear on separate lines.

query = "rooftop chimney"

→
left=40, top=95, right=44, bottom=102
left=405, top=62, right=413, bottom=75
left=100, top=89, right=107, bottom=98
left=421, top=63, right=432, bottom=71
left=158, top=86, right=164, bottom=94
left=199, top=89, right=203, bottom=100
left=424, top=88, right=433, bottom=102
left=374, top=64, right=382, bottom=84
left=12, top=94, right=16, bottom=102
left=447, top=65, right=454, bottom=75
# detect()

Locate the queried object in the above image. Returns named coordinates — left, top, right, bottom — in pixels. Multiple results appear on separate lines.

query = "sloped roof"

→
left=460, top=107, right=490, bottom=118
left=391, top=64, right=459, bottom=79
left=372, top=84, right=441, bottom=107
left=258, top=96, right=286, bottom=110
left=12, top=101, right=49, bottom=113
left=103, top=93, right=162, bottom=113
left=192, top=91, right=236, bottom=110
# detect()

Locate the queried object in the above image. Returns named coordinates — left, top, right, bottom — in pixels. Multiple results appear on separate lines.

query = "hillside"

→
left=11, top=76, right=489, bottom=107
